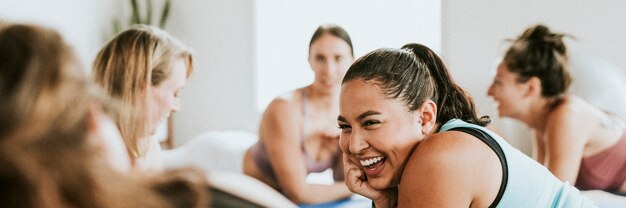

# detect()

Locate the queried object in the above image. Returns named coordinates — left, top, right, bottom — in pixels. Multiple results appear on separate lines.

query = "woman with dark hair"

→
left=243, top=24, right=354, bottom=204
left=339, top=43, right=595, bottom=207
left=488, top=24, right=626, bottom=195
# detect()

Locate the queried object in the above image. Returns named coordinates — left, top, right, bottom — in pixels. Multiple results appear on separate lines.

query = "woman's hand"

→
left=343, top=153, right=397, bottom=208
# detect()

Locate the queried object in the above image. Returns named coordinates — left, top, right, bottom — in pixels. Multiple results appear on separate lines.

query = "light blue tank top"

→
left=440, top=119, right=596, bottom=207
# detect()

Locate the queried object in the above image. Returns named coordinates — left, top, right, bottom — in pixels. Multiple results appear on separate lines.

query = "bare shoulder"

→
left=405, top=131, right=495, bottom=171
left=552, top=95, right=599, bottom=117
left=263, top=90, right=303, bottom=121
left=402, top=131, right=481, bottom=180
left=547, top=95, right=592, bottom=134
left=257, top=89, right=306, bottom=143
left=551, top=95, right=583, bottom=117
left=399, top=131, right=502, bottom=206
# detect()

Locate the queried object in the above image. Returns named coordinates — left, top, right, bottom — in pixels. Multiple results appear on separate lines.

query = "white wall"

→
left=0, top=0, right=120, bottom=68
left=0, top=0, right=259, bottom=147
left=167, top=0, right=258, bottom=145
left=442, top=0, right=626, bottom=154
left=170, top=0, right=441, bottom=145
left=5, top=1, right=622, bottom=152
left=256, top=0, right=441, bottom=111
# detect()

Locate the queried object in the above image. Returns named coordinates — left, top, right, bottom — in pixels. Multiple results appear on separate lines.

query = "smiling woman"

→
left=338, top=43, right=596, bottom=207
left=487, top=24, right=626, bottom=196
left=242, top=24, right=355, bottom=205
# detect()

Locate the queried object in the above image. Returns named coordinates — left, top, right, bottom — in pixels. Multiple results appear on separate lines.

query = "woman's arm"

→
left=261, top=99, right=351, bottom=204
left=399, top=131, right=502, bottom=207
left=543, top=105, right=590, bottom=184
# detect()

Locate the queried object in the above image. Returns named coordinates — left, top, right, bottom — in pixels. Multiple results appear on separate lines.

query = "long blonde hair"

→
left=93, top=25, right=193, bottom=159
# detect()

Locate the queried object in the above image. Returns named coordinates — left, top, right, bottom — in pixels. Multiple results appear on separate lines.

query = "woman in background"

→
left=93, top=25, right=194, bottom=171
left=340, top=43, right=594, bottom=207
left=487, top=24, right=626, bottom=195
left=243, top=24, right=354, bottom=204
left=0, top=23, right=209, bottom=207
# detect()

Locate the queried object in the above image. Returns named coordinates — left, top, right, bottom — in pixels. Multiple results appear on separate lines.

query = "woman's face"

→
left=149, top=58, right=187, bottom=134
left=487, top=61, right=529, bottom=118
left=338, top=80, right=423, bottom=189
left=309, top=33, right=353, bottom=93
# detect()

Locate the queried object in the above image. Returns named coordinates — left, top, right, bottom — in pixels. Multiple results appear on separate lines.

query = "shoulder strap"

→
left=449, top=127, right=508, bottom=208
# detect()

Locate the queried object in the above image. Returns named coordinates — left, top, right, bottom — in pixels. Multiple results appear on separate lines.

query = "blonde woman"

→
left=93, top=25, right=193, bottom=171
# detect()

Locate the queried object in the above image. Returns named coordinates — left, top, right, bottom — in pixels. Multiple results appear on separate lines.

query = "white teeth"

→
left=359, top=156, right=385, bottom=167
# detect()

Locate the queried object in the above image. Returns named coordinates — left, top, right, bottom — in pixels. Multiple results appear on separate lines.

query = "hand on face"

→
left=343, top=153, right=397, bottom=205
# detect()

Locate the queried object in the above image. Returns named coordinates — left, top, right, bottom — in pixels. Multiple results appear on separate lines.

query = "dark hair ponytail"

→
left=504, top=24, right=571, bottom=97
left=343, top=43, right=489, bottom=127
left=402, top=44, right=490, bottom=126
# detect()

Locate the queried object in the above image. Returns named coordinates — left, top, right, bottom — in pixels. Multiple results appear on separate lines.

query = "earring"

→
left=418, top=119, right=422, bottom=124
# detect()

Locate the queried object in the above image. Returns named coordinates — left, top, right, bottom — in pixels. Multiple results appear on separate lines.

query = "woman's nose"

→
left=487, top=83, right=495, bottom=97
left=348, top=130, right=369, bottom=155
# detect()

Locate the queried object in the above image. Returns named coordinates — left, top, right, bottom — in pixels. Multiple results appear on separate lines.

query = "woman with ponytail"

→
left=339, top=43, right=595, bottom=207
left=488, top=24, right=626, bottom=195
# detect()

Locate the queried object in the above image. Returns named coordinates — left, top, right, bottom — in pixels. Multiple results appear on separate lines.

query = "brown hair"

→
left=93, top=25, right=193, bottom=158
left=342, top=43, right=489, bottom=127
left=0, top=24, right=86, bottom=142
left=504, top=24, right=571, bottom=97
left=309, top=24, right=353, bottom=57
left=0, top=23, right=208, bottom=208
left=0, top=23, right=132, bottom=208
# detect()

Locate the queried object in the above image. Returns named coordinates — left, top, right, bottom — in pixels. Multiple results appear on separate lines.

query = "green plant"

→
left=113, top=0, right=171, bottom=34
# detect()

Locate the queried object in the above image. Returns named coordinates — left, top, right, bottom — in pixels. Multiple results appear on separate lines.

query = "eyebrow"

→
left=337, top=110, right=381, bottom=123
left=358, top=111, right=381, bottom=121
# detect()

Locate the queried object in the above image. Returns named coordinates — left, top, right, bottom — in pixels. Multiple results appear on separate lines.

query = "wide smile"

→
left=358, top=156, right=386, bottom=176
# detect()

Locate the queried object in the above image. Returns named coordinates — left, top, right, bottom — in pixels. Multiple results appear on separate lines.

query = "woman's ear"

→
left=524, top=76, right=542, bottom=97
left=308, top=55, right=314, bottom=69
left=418, top=99, right=437, bottom=135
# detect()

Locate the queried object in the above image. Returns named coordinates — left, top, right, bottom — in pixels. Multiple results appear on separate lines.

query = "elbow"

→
left=285, top=190, right=312, bottom=204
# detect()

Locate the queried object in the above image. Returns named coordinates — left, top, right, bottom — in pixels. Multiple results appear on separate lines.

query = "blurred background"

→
left=1, top=0, right=624, bottom=156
